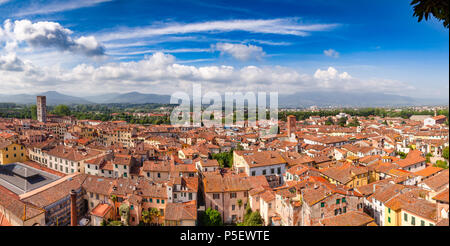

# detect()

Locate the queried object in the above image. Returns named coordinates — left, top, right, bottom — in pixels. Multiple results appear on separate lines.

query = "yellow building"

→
left=384, top=192, right=437, bottom=226
left=0, top=141, right=28, bottom=165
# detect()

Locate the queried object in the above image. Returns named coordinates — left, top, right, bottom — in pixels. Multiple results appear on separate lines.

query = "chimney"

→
left=70, top=189, right=77, bottom=226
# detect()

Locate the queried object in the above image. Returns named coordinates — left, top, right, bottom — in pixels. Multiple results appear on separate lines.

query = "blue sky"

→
left=0, top=0, right=448, bottom=99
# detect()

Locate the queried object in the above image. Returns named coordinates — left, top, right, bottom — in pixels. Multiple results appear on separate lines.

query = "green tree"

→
left=30, top=105, right=37, bottom=120
left=53, top=104, right=71, bottom=116
left=119, top=203, right=130, bottom=226
left=443, top=146, right=449, bottom=160
left=411, top=0, right=449, bottom=28
left=201, top=208, right=223, bottom=226
left=433, top=160, right=448, bottom=169
left=338, top=117, right=347, bottom=127
left=325, top=117, right=334, bottom=125
left=348, top=117, right=360, bottom=127
left=238, top=204, right=263, bottom=226
left=212, top=151, right=234, bottom=168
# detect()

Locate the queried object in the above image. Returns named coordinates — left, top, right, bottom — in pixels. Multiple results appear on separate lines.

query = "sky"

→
left=0, top=0, right=448, bottom=99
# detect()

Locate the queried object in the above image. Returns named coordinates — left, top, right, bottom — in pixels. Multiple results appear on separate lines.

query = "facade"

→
left=0, top=141, right=27, bottom=165
left=36, top=96, right=47, bottom=123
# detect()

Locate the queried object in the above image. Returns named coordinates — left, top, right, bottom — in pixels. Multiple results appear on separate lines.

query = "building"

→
left=203, top=173, right=268, bottom=224
left=233, top=150, right=288, bottom=187
left=287, top=115, right=296, bottom=138
left=36, top=96, right=47, bottom=123
left=0, top=141, right=27, bottom=165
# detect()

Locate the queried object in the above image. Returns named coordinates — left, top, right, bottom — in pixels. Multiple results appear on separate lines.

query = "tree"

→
left=433, top=160, right=448, bottom=169
left=325, top=117, right=334, bottom=125
left=348, top=117, right=360, bottom=127
left=53, top=104, right=71, bottom=116
left=148, top=207, right=161, bottom=225
left=397, top=151, right=407, bottom=159
left=211, top=151, right=233, bottom=168
left=443, top=146, right=449, bottom=160
left=141, top=210, right=151, bottom=225
left=411, top=0, right=449, bottom=28
left=119, top=203, right=130, bottom=226
left=30, top=105, right=37, bottom=120
left=338, top=117, right=347, bottom=127
left=201, top=208, right=223, bottom=226
left=110, top=195, right=118, bottom=220
left=237, top=199, right=243, bottom=209
left=238, top=204, right=263, bottom=226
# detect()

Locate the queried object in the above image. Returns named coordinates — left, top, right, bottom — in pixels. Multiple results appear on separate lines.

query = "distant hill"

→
left=0, top=90, right=447, bottom=107
left=0, top=91, right=93, bottom=105
left=83, top=92, right=171, bottom=104
left=277, top=91, right=447, bottom=107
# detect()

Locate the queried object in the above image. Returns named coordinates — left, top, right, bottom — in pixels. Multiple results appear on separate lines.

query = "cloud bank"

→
left=0, top=19, right=105, bottom=57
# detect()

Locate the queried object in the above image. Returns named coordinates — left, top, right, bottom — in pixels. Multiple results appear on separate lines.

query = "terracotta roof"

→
left=432, top=188, right=449, bottom=203
left=317, top=211, right=374, bottom=226
left=421, top=169, right=449, bottom=192
left=413, top=166, right=443, bottom=178
left=90, top=203, right=112, bottom=218
left=165, top=201, right=197, bottom=221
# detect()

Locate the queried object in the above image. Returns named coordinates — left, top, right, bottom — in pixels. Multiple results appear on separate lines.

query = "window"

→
left=411, top=217, right=415, bottom=225
left=336, top=199, right=340, bottom=204
left=130, top=205, right=134, bottom=210
left=232, top=205, right=235, bottom=211
left=157, top=173, right=161, bottom=178
left=213, top=194, right=220, bottom=199
left=342, top=198, right=346, bottom=203
left=388, top=217, right=391, bottom=223
left=157, top=199, right=160, bottom=204
left=277, top=167, right=281, bottom=174
left=123, top=172, right=127, bottom=177
left=161, top=200, right=164, bottom=204
left=343, top=207, right=346, bottom=213
left=388, top=208, right=391, bottom=214
left=421, top=220, right=425, bottom=226
left=404, top=213, right=408, bottom=222
left=189, top=193, right=192, bottom=200
left=334, top=209, right=339, bottom=216
left=230, top=193, right=237, bottom=198
left=271, top=168, right=275, bottom=174
left=215, top=205, right=218, bottom=210
left=150, top=198, right=153, bottom=203
left=262, top=170, right=267, bottom=175
left=320, top=202, right=325, bottom=207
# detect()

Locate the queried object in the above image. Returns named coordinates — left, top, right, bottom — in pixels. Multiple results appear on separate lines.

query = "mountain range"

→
left=0, top=91, right=447, bottom=107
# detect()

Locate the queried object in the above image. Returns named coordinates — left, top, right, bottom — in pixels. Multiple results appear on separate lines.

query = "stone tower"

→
left=287, top=115, right=296, bottom=138
left=36, top=96, right=47, bottom=123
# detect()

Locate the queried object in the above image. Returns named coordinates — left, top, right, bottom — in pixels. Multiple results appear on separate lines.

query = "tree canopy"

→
left=52, top=104, right=71, bottom=116
left=200, top=208, right=223, bottom=226
left=411, top=0, right=449, bottom=28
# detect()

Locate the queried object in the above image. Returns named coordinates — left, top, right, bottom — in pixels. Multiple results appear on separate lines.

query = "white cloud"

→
left=14, top=0, right=113, bottom=17
left=324, top=48, right=339, bottom=58
left=0, top=53, right=27, bottom=71
left=214, top=43, right=265, bottom=61
left=0, top=52, right=415, bottom=96
left=1, top=19, right=105, bottom=57
left=0, top=0, right=10, bottom=5
left=97, top=18, right=339, bottom=42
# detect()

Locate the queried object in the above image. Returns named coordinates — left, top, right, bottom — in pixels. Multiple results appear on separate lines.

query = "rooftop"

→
left=0, top=162, right=61, bottom=195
